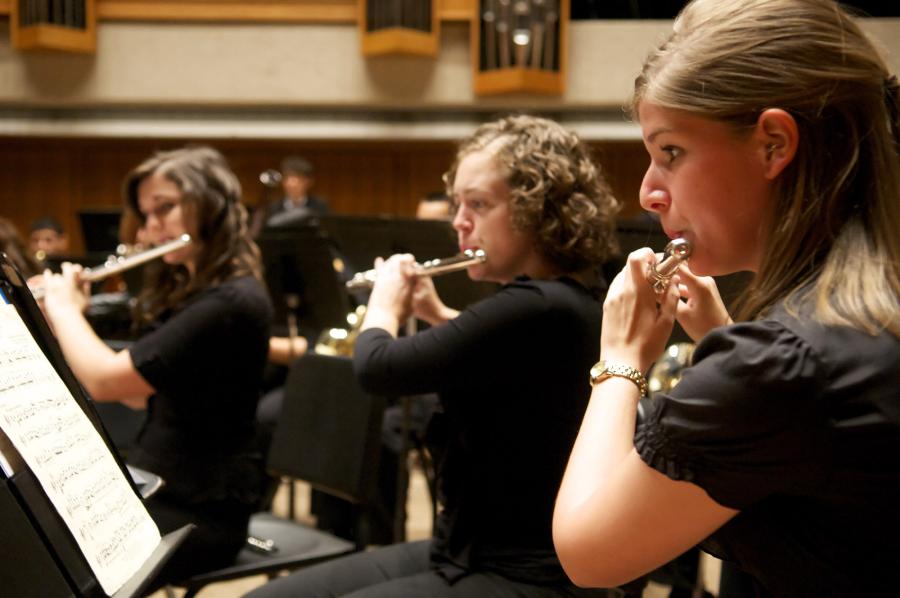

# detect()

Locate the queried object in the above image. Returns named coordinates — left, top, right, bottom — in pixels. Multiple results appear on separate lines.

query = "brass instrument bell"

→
left=314, top=305, right=367, bottom=357
left=647, top=342, right=695, bottom=396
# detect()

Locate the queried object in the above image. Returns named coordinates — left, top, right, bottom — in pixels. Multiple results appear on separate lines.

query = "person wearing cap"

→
left=260, top=155, right=330, bottom=231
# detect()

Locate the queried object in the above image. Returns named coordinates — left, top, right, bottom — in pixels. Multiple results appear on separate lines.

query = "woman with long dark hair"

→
left=40, top=146, right=273, bottom=585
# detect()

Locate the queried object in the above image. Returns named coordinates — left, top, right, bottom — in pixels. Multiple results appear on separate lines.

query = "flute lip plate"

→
left=665, top=238, right=692, bottom=259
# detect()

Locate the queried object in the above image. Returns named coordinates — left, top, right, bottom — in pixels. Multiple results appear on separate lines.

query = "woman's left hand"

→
left=363, top=254, right=417, bottom=331
left=673, top=264, right=732, bottom=341
left=411, top=275, right=459, bottom=326
left=600, top=248, right=679, bottom=373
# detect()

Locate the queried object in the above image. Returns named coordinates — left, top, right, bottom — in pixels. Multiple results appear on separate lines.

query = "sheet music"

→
left=0, top=302, right=160, bottom=595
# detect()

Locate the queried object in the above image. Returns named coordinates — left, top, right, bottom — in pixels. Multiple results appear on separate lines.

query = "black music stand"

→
left=0, top=254, right=190, bottom=598
left=78, top=208, right=123, bottom=255
left=42, top=252, right=111, bottom=275
left=257, top=224, right=353, bottom=336
left=317, top=214, right=500, bottom=311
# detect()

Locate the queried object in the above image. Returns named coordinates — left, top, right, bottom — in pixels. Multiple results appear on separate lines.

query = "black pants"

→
left=144, top=494, right=251, bottom=592
left=244, top=540, right=613, bottom=598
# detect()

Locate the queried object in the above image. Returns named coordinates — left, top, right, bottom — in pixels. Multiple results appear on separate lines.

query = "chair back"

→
left=267, top=353, right=386, bottom=505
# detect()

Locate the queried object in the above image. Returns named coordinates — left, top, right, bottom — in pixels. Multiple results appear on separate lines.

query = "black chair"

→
left=168, top=354, right=387, bottom=597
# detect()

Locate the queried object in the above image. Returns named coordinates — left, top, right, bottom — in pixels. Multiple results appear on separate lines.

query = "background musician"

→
left=415, top=191, right=453, bottom=221
left=28, top=216, right=69, bottom=265
left=247, top=114, right=625, bottom=597
left=38, top=145, right=273, bottom=587
left=553, top=0, right=900, bottom=595
left=251, top=155, right=330, bottom=237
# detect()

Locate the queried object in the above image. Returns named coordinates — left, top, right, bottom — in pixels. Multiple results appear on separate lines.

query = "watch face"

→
left=588, top=361, right=649, bottom=397
left=589, top=361, right=607, bottom=384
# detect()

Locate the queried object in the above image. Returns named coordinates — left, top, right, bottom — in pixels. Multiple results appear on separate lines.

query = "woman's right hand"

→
left=672, top=264, right=732, bottom=342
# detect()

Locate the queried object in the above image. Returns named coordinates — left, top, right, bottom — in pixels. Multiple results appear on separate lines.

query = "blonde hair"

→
left=444, top=114, right=620, bottom=273
left=632, top=0, right=900, bottom=336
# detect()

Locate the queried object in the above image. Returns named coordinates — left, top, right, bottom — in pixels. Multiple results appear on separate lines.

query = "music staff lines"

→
left=0, top=302, right=161, bottom=593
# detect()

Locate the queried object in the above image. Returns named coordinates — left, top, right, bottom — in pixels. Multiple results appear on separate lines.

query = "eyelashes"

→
left=662, top=145, right=682, bottom=164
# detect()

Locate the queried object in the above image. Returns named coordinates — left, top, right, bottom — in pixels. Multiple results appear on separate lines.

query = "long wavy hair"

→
left=443, top=114, right=620, bottom=274
left=124, top=145, right=262, bottom=326
left=632, top=0, right=900, bottom=336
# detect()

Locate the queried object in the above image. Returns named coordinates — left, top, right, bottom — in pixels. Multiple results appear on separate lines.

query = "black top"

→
left=635, top=299, right=900, bottom=597
left=128, top=276, right=273, bottom=506
left=354, top=276, right=603, bottom=585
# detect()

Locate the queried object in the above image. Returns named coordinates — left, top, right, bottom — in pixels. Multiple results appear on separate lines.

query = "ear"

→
left=754, top=108, right=798, bottom=179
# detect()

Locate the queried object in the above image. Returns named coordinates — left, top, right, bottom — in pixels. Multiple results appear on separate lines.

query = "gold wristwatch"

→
left=589, top=360, right=649, bottom=398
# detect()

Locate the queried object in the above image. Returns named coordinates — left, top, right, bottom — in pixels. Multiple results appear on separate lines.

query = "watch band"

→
left=589, top=360, right=649, bottom=398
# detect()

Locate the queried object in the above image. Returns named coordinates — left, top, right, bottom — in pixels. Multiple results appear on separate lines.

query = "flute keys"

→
left=647, top=239, right=692, bottom=293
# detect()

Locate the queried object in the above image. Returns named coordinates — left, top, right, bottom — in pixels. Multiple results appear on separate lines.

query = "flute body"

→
left=346, top=249, right=487, bottom=292
left=32, top=234, right=192, bottom=300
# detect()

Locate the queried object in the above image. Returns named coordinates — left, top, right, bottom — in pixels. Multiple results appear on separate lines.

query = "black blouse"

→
left=635, top=301, right=900, bottom=596
left=354, top=276, right=603, bottom=586
left=128, top=276, right=273, bottom=506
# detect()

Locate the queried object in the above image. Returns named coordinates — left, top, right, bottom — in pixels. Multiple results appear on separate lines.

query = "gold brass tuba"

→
left=647, top=342, right=695, bottom=396
left=314, top=305, right=367, bottom=357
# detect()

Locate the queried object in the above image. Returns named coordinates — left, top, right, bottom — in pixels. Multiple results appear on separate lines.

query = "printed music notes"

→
left=0, top=302, right=160, bottom=595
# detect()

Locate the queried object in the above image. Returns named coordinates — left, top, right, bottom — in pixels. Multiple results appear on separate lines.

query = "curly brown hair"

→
left=443, top=115, right=620, bottom=273
left=123, top=145, right=262, bottom=326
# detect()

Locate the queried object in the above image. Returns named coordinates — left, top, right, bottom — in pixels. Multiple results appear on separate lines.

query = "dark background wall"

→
left=1, top=137, right=650, bottom=254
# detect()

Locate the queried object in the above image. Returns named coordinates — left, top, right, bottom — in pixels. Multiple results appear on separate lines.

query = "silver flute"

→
left=32, top=234, right=192, bottom=300
left=647, top=238, right=692, bottom=293
left=346, top=249, right=487, bottom=292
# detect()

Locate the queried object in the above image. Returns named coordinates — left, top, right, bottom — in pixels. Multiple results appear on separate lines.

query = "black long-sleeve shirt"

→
left=354, top=276, right=603, bottom=585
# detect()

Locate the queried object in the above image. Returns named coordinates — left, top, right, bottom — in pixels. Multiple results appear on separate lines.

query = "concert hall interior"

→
left=1, top=1, right=899, bottom=597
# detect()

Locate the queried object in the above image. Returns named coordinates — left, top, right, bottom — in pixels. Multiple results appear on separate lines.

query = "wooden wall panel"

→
left=0, top=137, right=646, bottom=255
left=593, top=141, right=649, bottom=219
left=0, top=0, right=477, bottom=22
